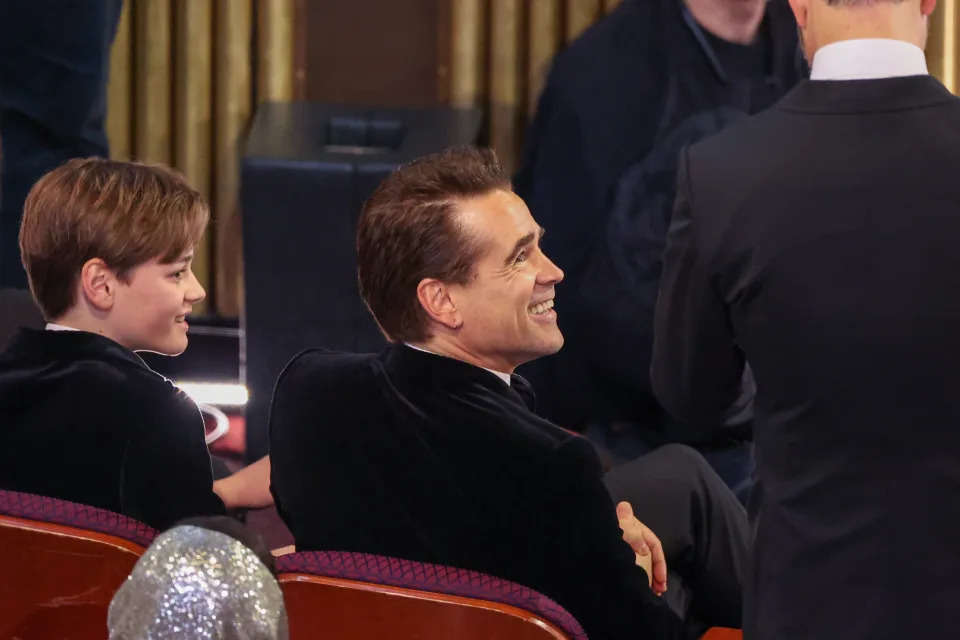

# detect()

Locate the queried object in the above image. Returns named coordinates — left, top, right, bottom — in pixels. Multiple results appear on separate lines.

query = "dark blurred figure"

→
left=514, top=0, right=805, bottom=502
left=0, top=0, right=123, bottom=288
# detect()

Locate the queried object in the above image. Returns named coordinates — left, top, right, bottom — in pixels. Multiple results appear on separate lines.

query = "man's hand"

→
left=617, top=501, right=667, bottom=595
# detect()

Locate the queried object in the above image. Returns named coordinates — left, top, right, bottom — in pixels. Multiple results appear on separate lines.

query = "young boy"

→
left=0, top=158, right=226, bottom=529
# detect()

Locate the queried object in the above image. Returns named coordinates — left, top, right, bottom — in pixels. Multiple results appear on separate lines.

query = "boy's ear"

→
left=416, top=278, right=461, bottom=331
left=787, top=0, right=808, bottom=28
left=79, top=258, right=118, bottom=312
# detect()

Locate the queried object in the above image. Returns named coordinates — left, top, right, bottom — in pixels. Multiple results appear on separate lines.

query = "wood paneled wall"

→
left=105, top=0, right=296, bottom=317
left=927, top=0, right=960, bottom=93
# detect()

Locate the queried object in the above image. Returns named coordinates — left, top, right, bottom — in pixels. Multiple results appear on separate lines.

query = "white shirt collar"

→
left=45, top=323, right=79, bottom=332
left=403, top=343, right=512, bottom=386
left=810, top=39, right=928, bottom=81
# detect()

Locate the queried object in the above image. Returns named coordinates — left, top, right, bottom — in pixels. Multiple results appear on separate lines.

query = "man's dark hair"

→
left=356, top=145, right=510, bottom=343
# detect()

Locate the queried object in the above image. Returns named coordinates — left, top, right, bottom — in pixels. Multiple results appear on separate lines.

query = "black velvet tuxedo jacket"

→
left=652, top=75, right=960, bottom=640
left=270, top=344, right=688, bottom=639
left=0, top=328, right=224, bottom=529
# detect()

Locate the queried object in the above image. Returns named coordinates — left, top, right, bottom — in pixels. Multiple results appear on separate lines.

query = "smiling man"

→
left=269, top=147, right=750, bottom=639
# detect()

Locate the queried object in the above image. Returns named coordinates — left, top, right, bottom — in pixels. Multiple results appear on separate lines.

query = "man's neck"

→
left=684, top=0, right=766, bottom=45
left=805, top=5, right=928, bottom=61
left=406, top=337, right=516, bottom=377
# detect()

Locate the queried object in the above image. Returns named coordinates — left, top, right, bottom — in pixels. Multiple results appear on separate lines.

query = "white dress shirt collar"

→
left=810, top=38, right=928, bottom=81
left=45, top=323, right=79, bottom=332
left=403, top=343, right=512, bottom=386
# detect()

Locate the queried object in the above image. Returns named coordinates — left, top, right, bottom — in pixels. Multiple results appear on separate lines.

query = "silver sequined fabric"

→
left=108, top=525, right=288, bottom=640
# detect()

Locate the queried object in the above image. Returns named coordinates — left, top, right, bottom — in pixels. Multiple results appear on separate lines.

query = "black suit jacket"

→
left=270, top=345, right=687, bottom=639
left=652, top=75, right=960, bottom=640
left=0, top=329, right=224, bottom=529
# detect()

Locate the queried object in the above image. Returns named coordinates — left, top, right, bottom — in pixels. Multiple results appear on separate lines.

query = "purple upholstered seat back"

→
left=277, top=550, right=588, bottom=640
left=0, top=490, right=157, bottom=548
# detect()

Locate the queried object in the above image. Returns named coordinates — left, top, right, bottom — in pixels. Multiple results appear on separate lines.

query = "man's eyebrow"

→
left=176, top=253, right=194, bottom=264
left=503, top=227, right=546, bottom=265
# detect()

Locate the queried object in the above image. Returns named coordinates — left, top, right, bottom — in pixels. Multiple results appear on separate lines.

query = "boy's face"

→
left=110, top=251, right=205, bottom=355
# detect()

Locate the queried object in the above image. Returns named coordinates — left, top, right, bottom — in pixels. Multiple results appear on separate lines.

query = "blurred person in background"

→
left=0, top=0, right=123, bottom=288
left=514, top=0, right=806, bottom=503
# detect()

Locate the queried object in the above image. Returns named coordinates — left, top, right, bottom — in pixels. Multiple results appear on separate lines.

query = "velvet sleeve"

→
left=120, top=385, right=225, bottom=529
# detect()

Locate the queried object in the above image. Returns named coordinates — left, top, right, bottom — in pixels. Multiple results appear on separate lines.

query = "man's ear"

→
left=921, top=0, right=937, bottom=17
left=416, top=278, right=461, bottom=331
left=79, top=258, right=118, bottom=312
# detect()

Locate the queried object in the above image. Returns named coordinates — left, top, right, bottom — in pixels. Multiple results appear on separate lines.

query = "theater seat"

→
left=276, top=550, right=587, bottom=639
left=0, top=490, right=157, bottom=640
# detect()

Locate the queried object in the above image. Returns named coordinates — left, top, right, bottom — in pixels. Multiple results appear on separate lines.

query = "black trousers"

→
left=0, top=0, right=123, bottom=288
left=604, top=443, right=749, bottom=634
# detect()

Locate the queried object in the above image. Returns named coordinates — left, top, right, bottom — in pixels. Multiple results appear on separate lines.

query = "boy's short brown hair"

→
left=19, top=158, right=209, bottom=319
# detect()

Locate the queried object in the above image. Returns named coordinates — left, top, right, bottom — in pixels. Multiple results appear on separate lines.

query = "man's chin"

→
left=534, top=333, right=564, bottom=358
left=550, top=332, right=564, bottom=353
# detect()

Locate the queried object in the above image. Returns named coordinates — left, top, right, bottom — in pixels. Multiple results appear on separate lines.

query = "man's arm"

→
left=529, top=437, right=688, bottom=640
left=651, top=147, right=747, bottom=426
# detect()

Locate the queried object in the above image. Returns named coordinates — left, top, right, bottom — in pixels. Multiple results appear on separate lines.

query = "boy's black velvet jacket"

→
left=0, top=328, right=224, bottom=529
left=270, top=344, right=687, bottom=639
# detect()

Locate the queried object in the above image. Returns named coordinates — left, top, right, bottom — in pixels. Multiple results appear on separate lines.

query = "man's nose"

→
left=538, top=253, right=564, bottom=284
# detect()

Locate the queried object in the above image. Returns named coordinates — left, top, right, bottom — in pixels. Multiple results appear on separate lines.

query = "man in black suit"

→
left=651, top=1, right=957, bottom=637
left=270, top=147, right=750, bottom=639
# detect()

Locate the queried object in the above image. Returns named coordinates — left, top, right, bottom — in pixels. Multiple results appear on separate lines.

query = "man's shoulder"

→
left=277, top=348, right=380, bottom=388
left=680, top=106, right=793, bottom=184
left=690, top=106, right=784, bottom=151
left=271, top=348, right=383, bottom=416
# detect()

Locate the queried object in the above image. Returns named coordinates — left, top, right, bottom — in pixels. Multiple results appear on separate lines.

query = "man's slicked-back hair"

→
left=19, top=158, right=209, bottom=319
left=356, top=146, right=511, bottom=343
